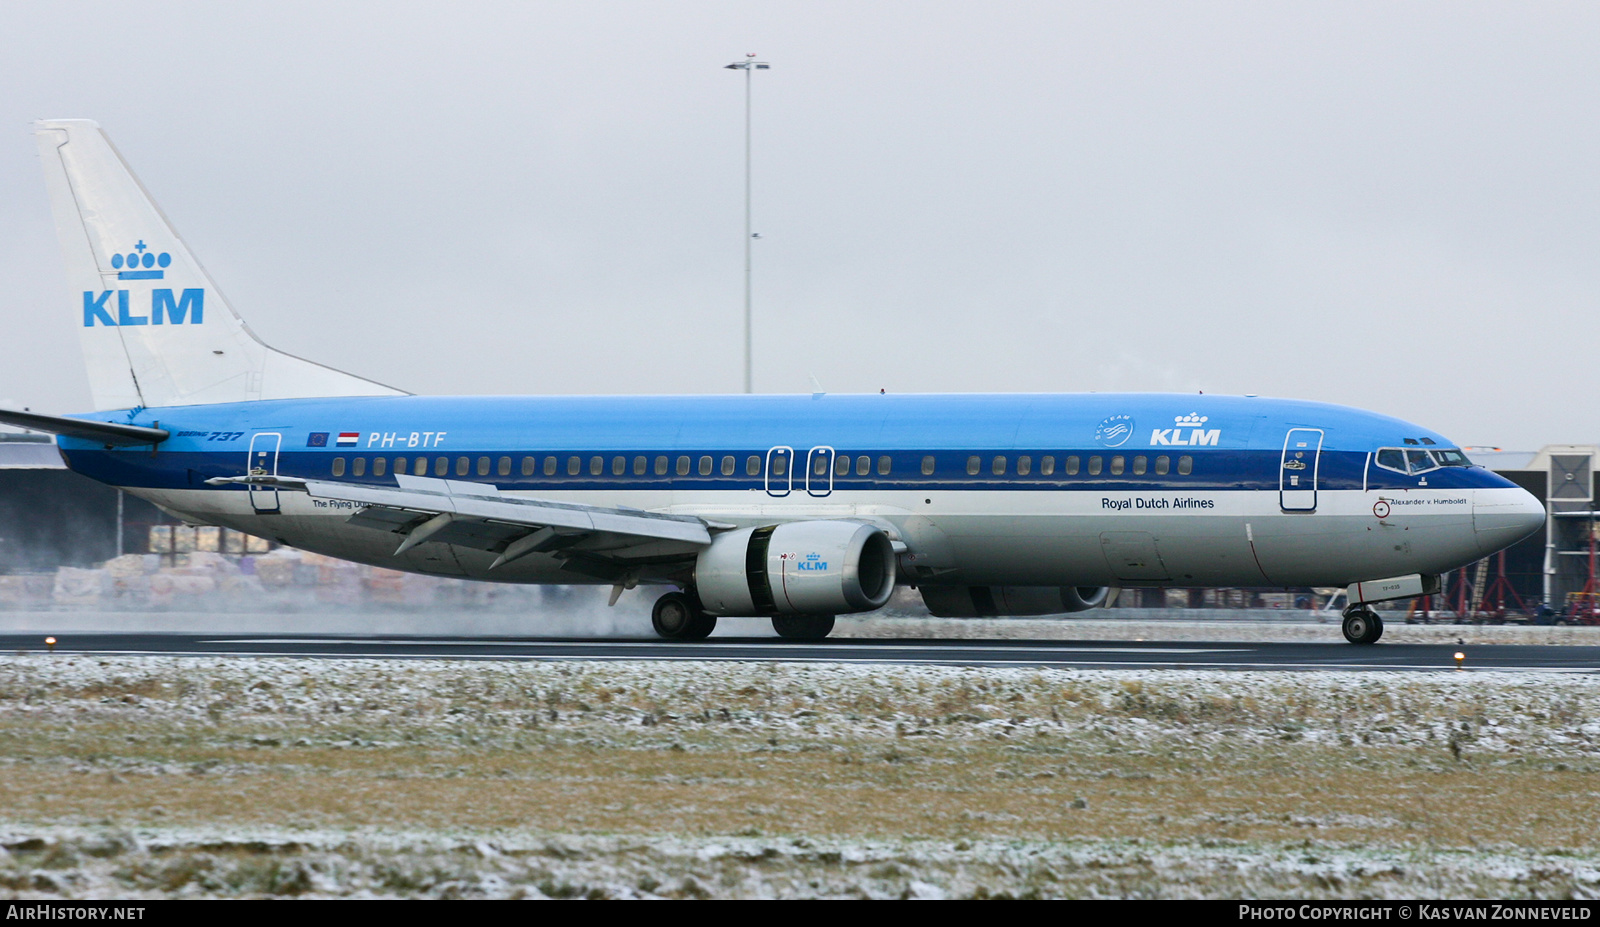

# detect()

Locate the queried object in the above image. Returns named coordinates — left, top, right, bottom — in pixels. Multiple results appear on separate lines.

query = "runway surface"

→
left=5, top=632, right=1600, bottom=673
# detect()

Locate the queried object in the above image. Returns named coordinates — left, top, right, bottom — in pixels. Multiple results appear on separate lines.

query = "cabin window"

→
left=478, top=457, right=491, bottom=476
left=331, top=457, right=346, bottom=477
left=434, top=457, right=448, bottom=476
left=699, top=456, right=713, bottom=476
left=967, top=456, right=981, bottom=475
left=1040, top=456, right=1055, bottom=476
left=1178, top=455, right=1193, bottom=475
left=544, top=457, right=557, bottom=476
left=373, top=457, right=387, bottom=477
left=813, top=455, right=828, bottom=477
left=1155, top=455, right=1170, bottom=476
left=634, top=456, right=647, bottom=475
left=676, top=456, right=690, bottom=476
left=721, top=456, right=736, bottom=476
left=590, top=456, right=604, bottom=476
left=1017, top=456, right=1031, bottom=476
left=497, top=457, right=511, bottom=476
left=921, top=456, right=935, bottom=475
left=746, top=455, right=761, bottom=476
left=1132, top=456, right=1147, bottom=476
left=877, top=455, right=891, bottom=476
left=395, top=457, right=408, bottom=475
left=655, top=456, right=669, bottom=476
left=771, top=455, right=787, bottom=477
left=1110, top=456, right=1125, bottom=476
left=520, top=457, right=534, bottom=476
left=836, top=455, right=851, bottom=476
left=992, top=456, right=1007, bottom=476
left=1065, top=456, right=1080, bottom=476
left=455, top=457, right=469, bottom=477
left=352, top=457, right=366, bottom=477
left=612, top=456, right=626, bottom=476
left=1088, top=456, right=1103, bottom=476
left=567, top=457, right=581, bottom=476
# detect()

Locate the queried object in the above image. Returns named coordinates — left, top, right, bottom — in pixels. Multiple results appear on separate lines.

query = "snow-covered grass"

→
left=1, top=653, right=1598, bottom=898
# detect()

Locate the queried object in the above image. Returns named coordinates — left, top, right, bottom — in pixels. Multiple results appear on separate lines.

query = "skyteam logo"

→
left=1150, top=413, right=1221, bottom=447
left=83, top=240, right=202, bottom=327
left=109, top=241, right=171, bottom=280
left=1094, top=414, right=1135, bottom=447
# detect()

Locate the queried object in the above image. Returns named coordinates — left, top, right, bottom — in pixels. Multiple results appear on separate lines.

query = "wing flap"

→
left=300, top=475, right=712, bottom=546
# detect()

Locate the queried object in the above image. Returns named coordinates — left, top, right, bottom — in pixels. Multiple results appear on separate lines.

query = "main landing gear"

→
left=771, top=614, right=835, bottom=641
left=651, top=591, right=717, bottom=640
left=649, top=591, right=837, bottom=642
left=1341, top=605, right=1384, bottom=645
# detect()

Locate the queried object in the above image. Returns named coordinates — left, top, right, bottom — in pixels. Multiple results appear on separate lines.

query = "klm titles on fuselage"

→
left=1150, top=413, right=1220, bottom=447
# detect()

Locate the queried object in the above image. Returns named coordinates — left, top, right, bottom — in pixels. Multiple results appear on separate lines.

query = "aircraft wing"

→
left=207, top=473, right=714, bottom=575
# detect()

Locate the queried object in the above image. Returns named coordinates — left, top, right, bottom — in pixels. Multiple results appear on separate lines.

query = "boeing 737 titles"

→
left=2, top=120, right=1546, bottom=644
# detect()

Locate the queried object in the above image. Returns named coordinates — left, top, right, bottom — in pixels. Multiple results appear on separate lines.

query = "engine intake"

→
left=695, top=521, right=897, bottom=617
left=920, top=585, right=1112, bottom=617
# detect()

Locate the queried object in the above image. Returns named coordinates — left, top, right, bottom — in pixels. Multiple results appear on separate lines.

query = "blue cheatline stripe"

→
left=56, top=446, right=1510, bottom=494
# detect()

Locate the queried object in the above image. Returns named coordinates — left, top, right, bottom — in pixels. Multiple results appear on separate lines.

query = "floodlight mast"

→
left=725, top=54, right=769, bottom=394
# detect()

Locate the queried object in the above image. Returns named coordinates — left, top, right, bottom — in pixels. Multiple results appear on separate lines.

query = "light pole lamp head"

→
left=725, top=59, right=770, bottom=70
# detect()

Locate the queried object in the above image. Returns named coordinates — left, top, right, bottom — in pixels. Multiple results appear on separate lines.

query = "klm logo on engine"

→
left=797, top=552, right=828, bottom=571
left=82, top=289, right=204, bottom=327
left=1150, top=413, right=1220, bottom=447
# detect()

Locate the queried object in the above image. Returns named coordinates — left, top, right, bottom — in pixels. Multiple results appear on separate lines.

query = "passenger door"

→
left=247, top=432, right=282, bottom=514
left=1280, top=428, right=1323, bottom=512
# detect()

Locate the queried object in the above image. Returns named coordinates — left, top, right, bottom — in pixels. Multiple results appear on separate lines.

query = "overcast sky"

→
left=1, top=2, right=1596, bottom=452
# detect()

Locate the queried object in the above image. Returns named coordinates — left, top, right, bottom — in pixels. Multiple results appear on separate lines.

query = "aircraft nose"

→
left=1473, top=487, right=1546, bottom=557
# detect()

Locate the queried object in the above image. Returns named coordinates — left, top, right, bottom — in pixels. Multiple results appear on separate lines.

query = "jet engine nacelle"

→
left=920, top=585, right=1113, bottom=618
left=695, top=521, right=897, bottom=617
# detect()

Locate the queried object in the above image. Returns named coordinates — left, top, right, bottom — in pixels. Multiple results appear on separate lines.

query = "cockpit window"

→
left=1405, top=450, right=1438, bottom=474
left=1376, top=446, right=1468, bottom=475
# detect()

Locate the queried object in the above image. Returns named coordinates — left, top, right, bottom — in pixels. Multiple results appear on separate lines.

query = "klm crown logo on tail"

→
left=83, top=241, right=202, bottom=327
left=110, top=240, right=170, bottom=279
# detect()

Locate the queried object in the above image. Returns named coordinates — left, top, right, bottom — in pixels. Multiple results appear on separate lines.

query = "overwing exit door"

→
left=247, top=432, right=282, bottom=514
left=805, top=446, right=835, bottom=497
left=1280, top=428, right=1323, bottom=512
left=765, top=446, right=793, bottom=498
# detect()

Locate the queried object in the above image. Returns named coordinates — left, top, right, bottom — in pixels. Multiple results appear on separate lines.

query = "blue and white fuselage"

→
left=58, top=391, right=1540, bottom=594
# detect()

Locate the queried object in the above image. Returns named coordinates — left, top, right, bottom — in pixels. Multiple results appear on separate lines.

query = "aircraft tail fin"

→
left=33, top=119, right=406, bottom=411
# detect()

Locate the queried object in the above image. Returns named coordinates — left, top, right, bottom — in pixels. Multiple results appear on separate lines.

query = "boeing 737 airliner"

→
left=5, top=120, right=1545, bottom=644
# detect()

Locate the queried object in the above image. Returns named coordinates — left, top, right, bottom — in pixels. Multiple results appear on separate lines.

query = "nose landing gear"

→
left=1342, top=605, right=1384, bottom=645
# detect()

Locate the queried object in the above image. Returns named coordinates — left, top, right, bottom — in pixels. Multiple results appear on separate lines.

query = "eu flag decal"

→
left=307, top=433, right=329, bottom=447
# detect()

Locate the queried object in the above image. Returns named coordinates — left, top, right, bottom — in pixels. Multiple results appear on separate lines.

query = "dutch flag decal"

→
left=336, top=432, right=360, bottom=446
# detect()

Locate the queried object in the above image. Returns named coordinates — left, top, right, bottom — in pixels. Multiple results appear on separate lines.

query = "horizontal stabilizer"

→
left=0, top=407, right=168, bottom=446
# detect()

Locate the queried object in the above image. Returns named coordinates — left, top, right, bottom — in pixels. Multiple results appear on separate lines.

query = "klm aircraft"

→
left=6, top=120, right=1545, bottom=644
